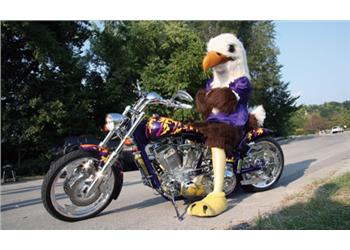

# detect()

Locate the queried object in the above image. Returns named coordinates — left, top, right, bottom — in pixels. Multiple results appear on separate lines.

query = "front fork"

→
left=84, top=111, right=145, bottom=197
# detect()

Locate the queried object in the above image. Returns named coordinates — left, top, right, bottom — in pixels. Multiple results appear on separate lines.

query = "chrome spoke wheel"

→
left=49, top=157, right=115, bottom=219
left=223, top=165, right=236, bottom=196
left=242, top=139, right=283, bottom=189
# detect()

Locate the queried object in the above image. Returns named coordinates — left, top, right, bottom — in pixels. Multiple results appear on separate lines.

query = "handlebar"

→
left=135, top=88, right=193, bottom=112
left=161, top=99, right=193, bottom=110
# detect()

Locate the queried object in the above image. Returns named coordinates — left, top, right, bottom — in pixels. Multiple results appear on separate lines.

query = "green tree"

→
left=287, top=101, right=350, bottom=135
left=87, top=21, right=138, bottom=120
left=1, top=20, right=302, bottom=176
left=90, top=21, right=298, bottom=132
left=289, top=105, right=308, bottom=135
left=1, top=21, right=92, bottom=175
left=307, top=101, right=350, bottom=130
left=304, top=113, right=328, bottom=133
left=245, top=22, right=299, bottom=135
left=88, top=21, right=208, bottom=120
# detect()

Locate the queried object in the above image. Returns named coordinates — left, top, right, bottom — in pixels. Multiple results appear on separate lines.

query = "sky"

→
left=274, top=21, right=350, bottom=105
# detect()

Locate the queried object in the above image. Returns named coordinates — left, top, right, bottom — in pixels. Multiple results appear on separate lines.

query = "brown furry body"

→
left=194, top=87, right=242, bottom=155
left=195, top=88, right=238, bottom=118
left=193, top=121, right=242, bottom=156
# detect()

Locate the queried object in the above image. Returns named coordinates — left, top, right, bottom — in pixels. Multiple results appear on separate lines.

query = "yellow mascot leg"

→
left=187, top=147, right=228, bottom=217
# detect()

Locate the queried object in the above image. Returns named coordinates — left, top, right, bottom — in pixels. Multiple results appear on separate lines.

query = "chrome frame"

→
left=85, top=89, right=193, bottom=197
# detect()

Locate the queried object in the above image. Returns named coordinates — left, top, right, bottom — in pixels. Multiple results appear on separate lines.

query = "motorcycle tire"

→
left=240, top=137, right=284, bottom=192
left=41, top=149, right=123, bottom=222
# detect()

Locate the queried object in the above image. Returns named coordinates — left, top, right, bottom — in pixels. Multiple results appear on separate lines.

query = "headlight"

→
left=105, top=113, right=124, bottom=131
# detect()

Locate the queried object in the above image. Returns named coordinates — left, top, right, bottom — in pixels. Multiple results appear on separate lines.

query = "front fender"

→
left=80, top=144, right=110, bottom=157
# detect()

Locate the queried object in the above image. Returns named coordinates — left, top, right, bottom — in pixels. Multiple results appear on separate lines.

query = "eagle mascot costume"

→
left=188, top=33, right=265, bottom=217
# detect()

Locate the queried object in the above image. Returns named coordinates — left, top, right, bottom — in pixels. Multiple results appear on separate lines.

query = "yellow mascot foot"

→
left=187, top=192, right=228, bottom=217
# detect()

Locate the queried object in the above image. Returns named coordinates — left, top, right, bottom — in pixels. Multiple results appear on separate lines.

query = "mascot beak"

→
left=202, top=51, right=230, bottom=71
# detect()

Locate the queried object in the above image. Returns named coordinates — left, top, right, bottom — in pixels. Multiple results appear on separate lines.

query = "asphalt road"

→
left=1, top=132, right=350, bottom=229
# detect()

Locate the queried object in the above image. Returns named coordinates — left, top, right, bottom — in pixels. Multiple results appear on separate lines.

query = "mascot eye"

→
left=228, top=44, right=235, bottom=53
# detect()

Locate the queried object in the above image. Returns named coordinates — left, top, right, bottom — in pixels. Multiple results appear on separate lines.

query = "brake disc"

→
left=63, top=165, right=101, bottom=206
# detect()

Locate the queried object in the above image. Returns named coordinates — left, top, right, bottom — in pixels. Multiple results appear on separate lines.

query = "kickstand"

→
left=166, top=193, right=183, bottom=221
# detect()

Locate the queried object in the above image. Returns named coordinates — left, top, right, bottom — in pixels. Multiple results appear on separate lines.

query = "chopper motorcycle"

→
left=41, top=82, right=284, bottom=221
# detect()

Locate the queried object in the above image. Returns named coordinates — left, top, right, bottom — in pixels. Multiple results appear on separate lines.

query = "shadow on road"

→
left=277, top=159, right=317, bottom=187
left=99, top=159, right=318, bottom=220
left=0, top=159, right=318, bottom=220
left=225, top=159, right=317, bottom=214
left=1, top=182, right=63, bottom=196
left=223, top=158, right=318, bottom=215
left=227, top=187, right=251, bottom=209
left=1, top=185, right=43, bottom=196
left=1, top=193, right=67, bottom=212
left=99, top=196, right=167, bottom=216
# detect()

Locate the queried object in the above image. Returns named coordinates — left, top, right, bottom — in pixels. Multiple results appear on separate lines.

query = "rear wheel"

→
left=41, top=149, right=123, bottom=222
left=240, top=137, right=284, bottom=192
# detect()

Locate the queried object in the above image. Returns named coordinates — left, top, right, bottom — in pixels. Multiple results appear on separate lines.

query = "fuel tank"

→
left=146, top=114, right=197, bottom=141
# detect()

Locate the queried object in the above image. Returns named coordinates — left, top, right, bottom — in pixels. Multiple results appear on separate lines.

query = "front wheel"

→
left=41, top=149, right=123, bottom=222
left=240, top=137, right=284, bottom=192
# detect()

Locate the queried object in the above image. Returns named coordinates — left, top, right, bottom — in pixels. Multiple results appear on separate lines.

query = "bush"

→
left=16, top=156, right=50, bottom=177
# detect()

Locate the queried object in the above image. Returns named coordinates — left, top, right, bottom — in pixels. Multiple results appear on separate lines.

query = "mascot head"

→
left=203, top=33, right=250, bottom=87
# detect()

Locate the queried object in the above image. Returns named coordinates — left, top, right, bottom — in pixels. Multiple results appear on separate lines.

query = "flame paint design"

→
left=79, top=144, right=111, bottom=164
left=246, top=128, right=270, bottom=142
left=146, top=115, right=195, bottom=139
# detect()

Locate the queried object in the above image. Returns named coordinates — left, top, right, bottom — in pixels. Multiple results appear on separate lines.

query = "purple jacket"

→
left=205, top=76, right=252, bottom=128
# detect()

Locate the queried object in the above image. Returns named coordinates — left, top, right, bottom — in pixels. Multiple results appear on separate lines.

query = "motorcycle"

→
left=41, top=82, right=284, bottom=221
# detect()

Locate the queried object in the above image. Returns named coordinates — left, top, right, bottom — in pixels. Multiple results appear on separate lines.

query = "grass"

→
left=238, top=172, right=350, bottom=230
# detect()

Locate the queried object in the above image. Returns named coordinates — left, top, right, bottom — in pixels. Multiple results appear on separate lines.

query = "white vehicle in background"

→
left=331, top=126, right=344, bottom=134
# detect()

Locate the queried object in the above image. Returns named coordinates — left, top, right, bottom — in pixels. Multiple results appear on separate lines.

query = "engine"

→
left=149, top=139, right=212, bottom=198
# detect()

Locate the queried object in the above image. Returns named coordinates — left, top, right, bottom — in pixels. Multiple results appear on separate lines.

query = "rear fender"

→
left=246, top=128, right=274, bottom=143
left=239, top=128, right=274, bottom=149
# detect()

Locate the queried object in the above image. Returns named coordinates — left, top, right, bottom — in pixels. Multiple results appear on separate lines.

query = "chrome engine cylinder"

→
left=153, top=141, right=237, bottom=198
left=154, top=145, right=182, bottom=171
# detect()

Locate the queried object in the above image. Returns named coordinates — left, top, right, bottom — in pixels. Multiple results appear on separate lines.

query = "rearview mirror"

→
left=171, top=90, right=193, bottom=103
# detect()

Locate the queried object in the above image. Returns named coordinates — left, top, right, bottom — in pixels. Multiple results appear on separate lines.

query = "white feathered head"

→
left=202, top=33, right=250, bottom=83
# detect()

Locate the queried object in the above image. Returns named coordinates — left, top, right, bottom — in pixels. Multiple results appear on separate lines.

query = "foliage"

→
left=288, top=101, right=350, bottom=134
left=288, top=106, right=308, bottom=135
left=1, top=21, right=93, bottom=175
left=245, top=22, right=299, bottom=135
left=87, top=21, right=208, bottom=121
left=2, top=21, right=300, bottom=176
